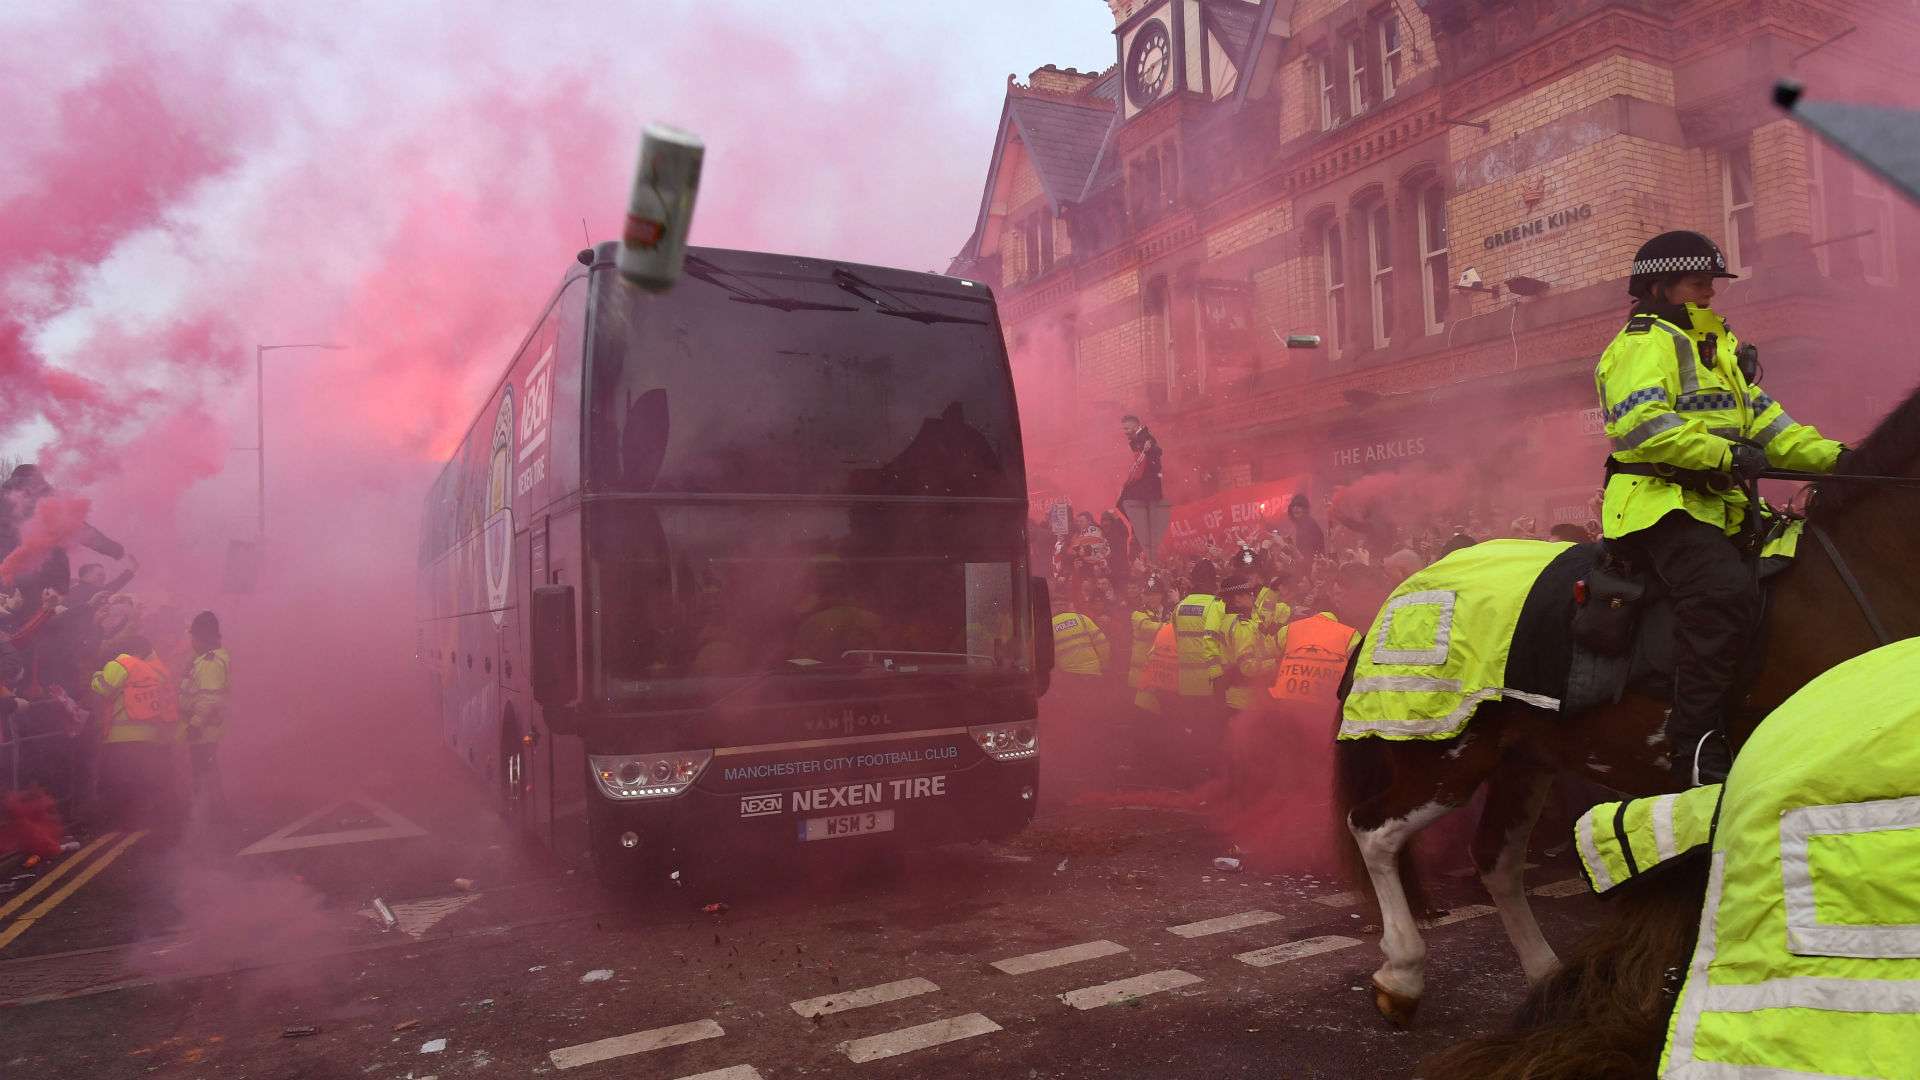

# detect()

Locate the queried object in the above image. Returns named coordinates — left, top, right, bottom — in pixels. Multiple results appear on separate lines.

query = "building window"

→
left=1808, top=139, right=1897, bottom=284
left=1417, top=183, right=1448, bottom=335
left=1317, top=56, right=1335, bottom=131
left=1347, top=39, right=1368, bottom=118
left=1322, top=221, right=1346, bottom=358
left=1024, top=210, right=1055, bottom=278
left=1367, top=203, right=1394, bottom=349
left=1378, top=16, right=1402, bottom=101
left=1721, top=145, right=1756, bottom=275
left=1130, top=150, right=1163, bottom=224
left=1854, top=169, right=1897, bottom=285
left=1023, top=221, right=1040, bottom=280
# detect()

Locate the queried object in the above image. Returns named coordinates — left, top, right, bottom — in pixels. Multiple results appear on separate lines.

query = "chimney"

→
left=1027, top=64, right=1100, bottom=94
left=1107, top=0, right=1154, bottom=25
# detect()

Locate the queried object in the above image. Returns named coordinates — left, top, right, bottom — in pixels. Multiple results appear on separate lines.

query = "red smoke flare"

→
left=0, top=495, right=93, bottom=587
left=0, top=789, right=65, bottom=859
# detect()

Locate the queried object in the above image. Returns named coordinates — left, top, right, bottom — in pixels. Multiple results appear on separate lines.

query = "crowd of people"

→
left=0, top=464, right=231, bottom=855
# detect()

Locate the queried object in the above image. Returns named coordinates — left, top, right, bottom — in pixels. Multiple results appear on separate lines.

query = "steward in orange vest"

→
left=1269, top=612, right=1361, bottom=709
left=93, top=640, right=179, bottom=744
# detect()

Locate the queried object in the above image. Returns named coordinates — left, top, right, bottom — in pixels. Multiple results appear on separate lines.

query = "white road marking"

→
left=1530, top=877, right=1588, bottom=898
left=836, top=1013, right=1001, bottom=1062
left=990, top=939, right=1128, bottom=975
left=1166, top=910, right=1283, bottom=938
left=548, top=1019, right=725, bottom=1070
left=1310, top=890, right=1364, bottom=907
left=1235, top=935, right=1364, bottom=968
left=1059, top=969, right=1202, bottom=1010
left=1427, top=903, right=1497, bottom=926
left=672, top=1068, right=764, bottom=1080
left=237, top=796, right=428, bottom=856
left=791, top=977, right=938, bottom=1018
left=356, top=894, right=478, bottom=938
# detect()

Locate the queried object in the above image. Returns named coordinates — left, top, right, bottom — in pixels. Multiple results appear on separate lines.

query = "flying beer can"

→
left=619, top=124, right=704, bottom=292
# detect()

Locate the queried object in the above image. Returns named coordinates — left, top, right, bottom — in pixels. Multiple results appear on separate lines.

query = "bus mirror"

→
left=531, top=584, right=579, bottom=711
left=1031, top=576, right=1053, bottom=698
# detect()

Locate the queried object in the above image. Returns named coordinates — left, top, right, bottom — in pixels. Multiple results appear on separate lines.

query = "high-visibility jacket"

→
left=1137, top=621, right=1179, bottom=712
left=1574, top=638, right=1920, bottom=1077
left=92, top=653, right=179, bottom=744
left=1172, top=593, right=1226, bottom=698
left=1253, top=587, right=1291, bottom=631
left=794, top=604, right=884, bottom=663
left=1126, top=610, right=1161, bottom=689
left=1270, top=613, right=1359, bottom=707
left=1050, top=611, right=1111, bottom=677
left=1596, top=303, right=1842, bottom=539
left=1222, top=613, right=1275, bottom=711
left=180, top=647, right=230, bottom=745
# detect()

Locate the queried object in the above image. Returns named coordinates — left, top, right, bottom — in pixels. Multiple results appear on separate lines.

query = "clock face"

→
left=1126, top=19, right=1171, bottom=108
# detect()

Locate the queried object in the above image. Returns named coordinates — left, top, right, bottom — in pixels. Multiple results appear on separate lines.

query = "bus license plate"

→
left=799, top=809, right=895, bottom=842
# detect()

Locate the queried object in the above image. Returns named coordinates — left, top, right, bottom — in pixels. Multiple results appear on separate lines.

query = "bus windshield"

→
left=587, top=501, right=1029, bottom=706
left=585, top=249, right=1024, bottom=498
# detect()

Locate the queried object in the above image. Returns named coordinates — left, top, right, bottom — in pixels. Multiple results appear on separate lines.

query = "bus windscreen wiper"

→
left=683, top=255, right=859, bottom=313
left=832, top=268, right=991, bottom=325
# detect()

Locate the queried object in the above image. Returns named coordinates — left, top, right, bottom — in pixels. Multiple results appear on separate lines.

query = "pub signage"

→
left=1482, top=204, right=1593, bottom=250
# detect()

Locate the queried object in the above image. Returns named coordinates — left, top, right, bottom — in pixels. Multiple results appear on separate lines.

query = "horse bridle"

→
left=1761, top=468, right=1920, bottom=647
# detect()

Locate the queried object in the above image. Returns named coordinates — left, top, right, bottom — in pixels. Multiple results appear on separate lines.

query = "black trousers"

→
left=1615, top=511, right=1760, bottom=748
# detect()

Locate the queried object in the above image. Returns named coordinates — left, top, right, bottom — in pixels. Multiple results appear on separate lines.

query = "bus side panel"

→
left=539, top=506, right=591, bottom=864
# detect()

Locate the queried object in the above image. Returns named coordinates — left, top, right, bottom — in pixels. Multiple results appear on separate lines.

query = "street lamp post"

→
left=252, top=342, right=345, bottom=539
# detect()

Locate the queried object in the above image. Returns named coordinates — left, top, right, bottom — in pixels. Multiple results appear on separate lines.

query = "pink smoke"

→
left=0, top=495, right=93, bottom=586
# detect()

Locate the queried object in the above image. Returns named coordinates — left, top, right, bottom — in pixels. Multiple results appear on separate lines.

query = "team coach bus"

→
left=416, top=241, right=1051, bottom=883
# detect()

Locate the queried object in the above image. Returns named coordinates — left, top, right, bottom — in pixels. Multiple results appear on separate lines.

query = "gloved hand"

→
left=1730, top=444, right=1769, bottom=480
left=1832, top=447, right=1854, bottom=475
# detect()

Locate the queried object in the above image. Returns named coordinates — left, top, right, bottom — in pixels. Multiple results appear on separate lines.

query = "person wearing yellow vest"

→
left=1269, top=611, right=1361, bottom=709
left=91, top=634, right=179, bottom=828
left=1124, top=582, right=1165, bottom=710
left=1172, top=560, right=1227, bottom=699
left=180, top=611, right=231, bottom=819
left=1458, top=638, right=1920, bottom=1079
left=1050, top=605, right=1111, bottom=677
left=1597, top=232, right=1845, bottom=784
left=1218, top=574, right=1268, bottom=712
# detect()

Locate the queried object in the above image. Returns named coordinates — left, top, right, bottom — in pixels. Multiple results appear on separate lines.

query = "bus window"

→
left=549, top=278, right=587, bottom=496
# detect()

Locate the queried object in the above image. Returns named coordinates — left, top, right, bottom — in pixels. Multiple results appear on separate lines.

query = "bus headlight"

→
left=968, top=723, right=1038, bottom=761
left=591, top=750, right=713, bottom=801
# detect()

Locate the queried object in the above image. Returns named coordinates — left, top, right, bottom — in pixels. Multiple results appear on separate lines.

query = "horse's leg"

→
left=1347, top=765, right=1464, bottom=1026
left=1473, top=763, right=1560, bottom=986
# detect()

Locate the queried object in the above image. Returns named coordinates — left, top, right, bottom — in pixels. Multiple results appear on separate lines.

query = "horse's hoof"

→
left=1371, top=977, right=1421, bottom=1028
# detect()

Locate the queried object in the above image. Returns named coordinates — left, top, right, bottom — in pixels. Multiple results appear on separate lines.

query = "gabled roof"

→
left=961, top=69, right=1121, bottom=261
left=1205, top=0, right=1263, bottom=62
left=1008, top=88, right=1117, bottom=208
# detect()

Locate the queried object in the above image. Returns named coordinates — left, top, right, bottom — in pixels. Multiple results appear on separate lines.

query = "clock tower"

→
left=1113, top=0, right=1197, bottom=120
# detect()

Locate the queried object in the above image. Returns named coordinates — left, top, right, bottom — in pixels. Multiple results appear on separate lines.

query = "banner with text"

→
left=1164, top=477, right=1305, bottom=555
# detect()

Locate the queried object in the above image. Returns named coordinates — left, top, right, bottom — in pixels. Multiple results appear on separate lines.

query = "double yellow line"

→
left=0, top=830, right=147, bottom=953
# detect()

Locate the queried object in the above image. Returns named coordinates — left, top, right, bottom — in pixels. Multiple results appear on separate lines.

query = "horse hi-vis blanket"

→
left=1338, top=539, right=1570, bottom=741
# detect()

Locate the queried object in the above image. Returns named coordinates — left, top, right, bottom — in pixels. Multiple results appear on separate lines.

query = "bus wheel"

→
left=499, top=719, right=527, bottom=822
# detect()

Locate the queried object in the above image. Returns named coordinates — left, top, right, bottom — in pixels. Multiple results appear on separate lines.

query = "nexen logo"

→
left=803, top=708, right=891, bottom=734
left=739, top=794, right=783, bottom=818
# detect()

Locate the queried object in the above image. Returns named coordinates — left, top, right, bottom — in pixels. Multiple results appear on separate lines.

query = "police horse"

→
left=1332, top=388, right=1920, bottom=1028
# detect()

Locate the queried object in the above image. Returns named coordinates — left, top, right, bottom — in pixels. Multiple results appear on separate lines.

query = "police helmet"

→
left=1627, top=230, right=1738, bottom=299
left=1221, top=572, right=1257, bottom=595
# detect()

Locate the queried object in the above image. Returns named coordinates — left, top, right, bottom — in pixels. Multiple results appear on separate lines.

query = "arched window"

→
left=1322, top=220, right=1347, bottom=358
left=1416, top=181, right=1449, bottom=335
left=1366, top=203, right=1394, bottom=349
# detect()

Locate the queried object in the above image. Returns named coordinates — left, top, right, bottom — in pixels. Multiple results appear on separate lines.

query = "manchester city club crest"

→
left=484, top=386, right=515, bottom=625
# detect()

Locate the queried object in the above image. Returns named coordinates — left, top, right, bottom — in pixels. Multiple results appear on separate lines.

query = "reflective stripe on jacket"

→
left=1651, top=638, right=1920, bottom=1076
left=1575, top=784, right=1722, bottom=894
left=1051, top=612, right=1111, bottom=677
left=1595, top=303, right=1842, bottom=539
left=1172, top=593, right=1226, bottom=697
left=1269, top=613, right=1359, bottom=707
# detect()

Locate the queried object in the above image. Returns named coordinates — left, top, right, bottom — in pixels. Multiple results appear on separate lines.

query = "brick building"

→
left=951, top=0, right=1920, bottom=534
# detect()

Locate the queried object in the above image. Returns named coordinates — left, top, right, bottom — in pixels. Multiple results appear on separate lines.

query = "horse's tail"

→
left=1331, top=657, right=1435, bottom=919
left=1418, top=853, right=1707, bottom=1080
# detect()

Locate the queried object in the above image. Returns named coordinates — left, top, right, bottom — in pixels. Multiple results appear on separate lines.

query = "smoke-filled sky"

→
left=1, top=0, right=1116, bottom=579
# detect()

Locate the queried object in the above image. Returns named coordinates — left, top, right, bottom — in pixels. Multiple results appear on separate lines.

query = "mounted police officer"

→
left=1595, top=230, right=1847, bottom=786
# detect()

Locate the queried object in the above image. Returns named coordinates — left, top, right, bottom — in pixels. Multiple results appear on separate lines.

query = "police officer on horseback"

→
left=1596, top=230, right=1848, bottom=786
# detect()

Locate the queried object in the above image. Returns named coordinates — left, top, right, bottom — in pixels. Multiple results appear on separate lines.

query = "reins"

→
left=1755, top=468, right=1912, bottom=647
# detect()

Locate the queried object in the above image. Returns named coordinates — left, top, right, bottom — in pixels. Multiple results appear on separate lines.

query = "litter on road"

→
left=580, top=969, right=614, bottom=983
left=420, top=1038, right=447, bottom=1053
